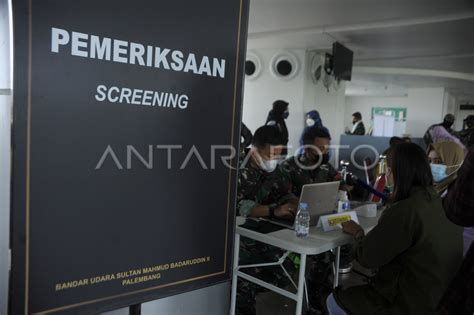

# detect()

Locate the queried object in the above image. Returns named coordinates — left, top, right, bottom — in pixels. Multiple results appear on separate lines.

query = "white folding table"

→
left=230, top=213, right=381, bottom=315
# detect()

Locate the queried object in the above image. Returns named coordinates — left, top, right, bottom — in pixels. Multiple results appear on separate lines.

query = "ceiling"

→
left=247, top=0, right=474, bottom=100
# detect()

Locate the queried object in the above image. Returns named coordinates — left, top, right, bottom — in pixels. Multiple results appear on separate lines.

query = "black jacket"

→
left=348, top=121, right=365, bottom=136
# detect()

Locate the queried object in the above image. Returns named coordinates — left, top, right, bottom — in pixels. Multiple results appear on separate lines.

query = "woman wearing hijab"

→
left=298, top=110, right=331, bottom=148
left=326, top=143, right=463, bottom=315
left=430, top=125, right=465, bottom=149
left=428, top=141, right=472, bottom=267
left=426, top=141, right=465, bottom=195
left=265, top=100, right=289, bottom=156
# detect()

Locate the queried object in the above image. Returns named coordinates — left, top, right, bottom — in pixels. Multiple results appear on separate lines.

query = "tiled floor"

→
left=255, top=262, right=373, bottom=315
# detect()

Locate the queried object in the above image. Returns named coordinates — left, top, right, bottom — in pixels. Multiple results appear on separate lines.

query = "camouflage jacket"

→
left=280, top=154, right=339, bottom=197
left=237, top=153, right=295, bottom=217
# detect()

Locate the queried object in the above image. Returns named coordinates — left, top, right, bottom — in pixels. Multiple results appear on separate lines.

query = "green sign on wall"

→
left=371, top=107, right=407, bottom=122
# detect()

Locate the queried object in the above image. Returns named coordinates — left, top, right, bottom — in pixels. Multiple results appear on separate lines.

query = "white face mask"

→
left=255, top=154, right=278, bottom=173
left=306, top=118, right=315, bottom=127
left=261, top=159, right=278, bottom=172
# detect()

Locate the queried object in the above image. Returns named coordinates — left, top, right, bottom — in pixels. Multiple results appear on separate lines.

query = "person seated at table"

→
left=280, top=127, right=342, bottom=312
left=236, top=125, right=298, bottom=315
left=237, top=125, right=297, bottom=219
left=327, top=142, right=463, bottom=315
left=280, top=127, right=339, bottom=197
left=427, top=141, right=465, bottom=195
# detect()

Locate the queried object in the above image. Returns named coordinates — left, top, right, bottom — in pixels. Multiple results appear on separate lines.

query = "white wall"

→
left=0, top=0, right=11, bottom=314
left=0, top=0, right=12, bottom=315
left=0, top=94, right=10, bottom=315
left=442, top=91, right=457, bottom=119
left=243, top=50, right=346, bottom=156
left=345, top=87, right=446, bottom=138
left=0, top=0, right=10, bottom=90
left=302, top=52, right=346, bottom=146
left=243, top=49, right=306, bottom=155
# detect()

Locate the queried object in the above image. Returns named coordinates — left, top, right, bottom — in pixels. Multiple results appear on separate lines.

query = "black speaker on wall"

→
left=276, top=59, right=292, bottom=76
left=271, top=52, right=299, bottom=79
left=245, top=60, right=256, bottom=76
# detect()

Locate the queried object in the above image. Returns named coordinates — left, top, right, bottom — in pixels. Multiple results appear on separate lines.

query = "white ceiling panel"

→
left=246, top=0, right=474, bottom=100
left=249, top=0, right=474, bottom=34
left=335, top=18, right=474, bottom=61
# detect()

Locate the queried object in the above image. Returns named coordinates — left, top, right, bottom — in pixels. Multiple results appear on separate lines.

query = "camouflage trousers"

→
left=236, top=237, right=337, bottom=315
left=236, top=236, right=295, bottom=315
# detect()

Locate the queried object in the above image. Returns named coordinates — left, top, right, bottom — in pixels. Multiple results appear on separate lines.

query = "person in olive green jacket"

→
left=326, top=143, right=463, bottom=315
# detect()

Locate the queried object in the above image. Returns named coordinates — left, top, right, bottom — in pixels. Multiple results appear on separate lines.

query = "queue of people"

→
left=425, top=113, right=474, bottom=149
left=236, top=103, right=473, bottom=315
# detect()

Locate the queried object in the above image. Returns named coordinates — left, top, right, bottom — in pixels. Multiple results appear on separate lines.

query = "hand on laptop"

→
left=275, top=203, right=296, bottom=220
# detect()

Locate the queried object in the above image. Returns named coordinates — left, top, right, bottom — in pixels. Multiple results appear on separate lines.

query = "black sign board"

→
left=460, top=104, right=474, bottom=110
left=10, top=0, right=248, bottom=313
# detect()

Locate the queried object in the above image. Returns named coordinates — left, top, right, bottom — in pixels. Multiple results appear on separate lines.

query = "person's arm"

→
left=272, top=165, right=299, bottom=215
left=237, top=165, right=297, bottom=218
left=277, top=163, right=299, bottom=203
left=238, top=200, right=296, bottom=218
left=342, top=204, right=416, bottom=269
left=236, top=166, right=260, bottom=217
left=443, top=147, right=474, bottom=226
left=251, top=203, right=296, bottom=218
left=240, top=123, right=253, bottom=148
left=424, top=127, right=433, bottom=146
left=248, top=204, right=271, bottom=217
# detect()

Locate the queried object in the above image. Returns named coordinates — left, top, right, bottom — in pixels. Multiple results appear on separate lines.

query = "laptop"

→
left=264, top=181, right=340, bottom=229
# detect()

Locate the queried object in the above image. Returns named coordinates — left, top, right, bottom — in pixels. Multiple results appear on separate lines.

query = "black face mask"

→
left=322, top=154, right=330, bottom=164
left=443, top=121, right=454, bottom=129
left=307, top=152, right=329, bottom=166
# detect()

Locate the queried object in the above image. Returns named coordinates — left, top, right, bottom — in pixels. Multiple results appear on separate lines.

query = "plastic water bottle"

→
left=337, top=191, right=350, bottom=213
left=295, top=202, right=310, bottom=238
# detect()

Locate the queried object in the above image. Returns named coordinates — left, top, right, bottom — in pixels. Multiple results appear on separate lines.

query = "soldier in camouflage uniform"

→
left=280, top=127, right=343, bottom=313
left=280, top=126, right=339, bottom=197
left=281, top=153, right=338, bottom=196
left=236, top=126, right=298, bottom=315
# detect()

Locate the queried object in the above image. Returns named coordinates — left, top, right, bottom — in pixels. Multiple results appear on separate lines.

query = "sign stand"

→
left=9, top=0, right=249, bottom=313
left=129, top=304, right=141, bottom=315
